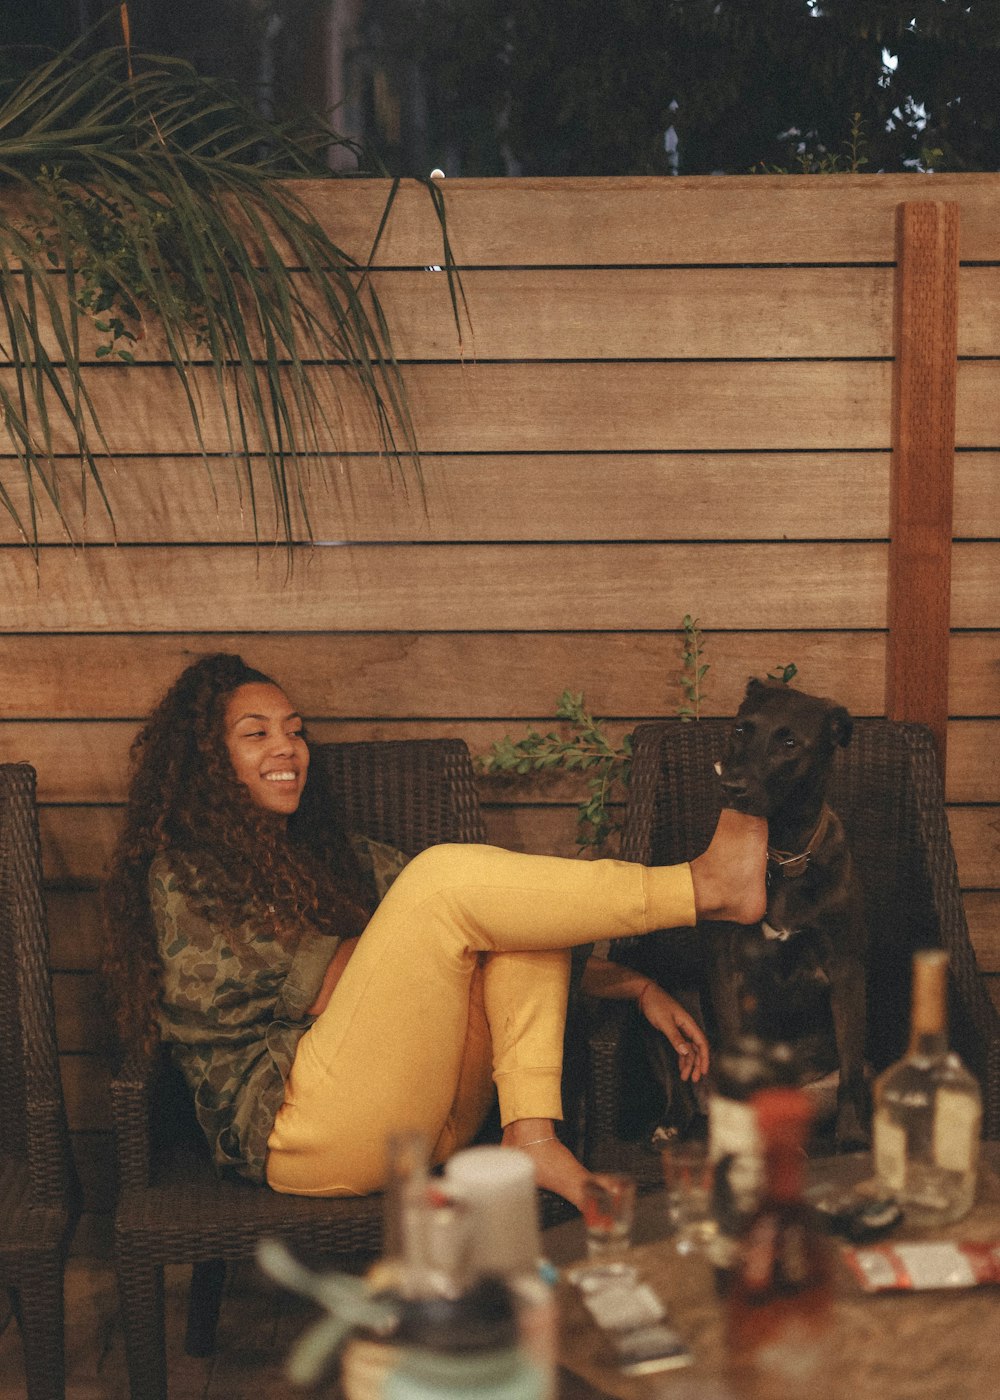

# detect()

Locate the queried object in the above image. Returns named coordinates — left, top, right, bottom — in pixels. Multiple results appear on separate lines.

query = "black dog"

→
left=712, top=677, right=870, bottom=1149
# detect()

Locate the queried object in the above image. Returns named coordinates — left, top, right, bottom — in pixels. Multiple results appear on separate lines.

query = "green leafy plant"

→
left=479, top=617, right=803, bottom=852
left=0, top=20, right=465, bottom=556
left=752, top=112, right=870, bottom=174
left=766, top=663, right=798, bottom=685
left=679, top=613, right=709, bottom=721
left=479, top=690, right=632, bottom=853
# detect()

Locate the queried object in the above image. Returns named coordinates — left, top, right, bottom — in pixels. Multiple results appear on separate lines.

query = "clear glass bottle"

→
left=708, top=934, right=797, bottom=1288
left=726, top=1087, right=832, bottom=1384
left=873, top=948, right=982, bottom=1226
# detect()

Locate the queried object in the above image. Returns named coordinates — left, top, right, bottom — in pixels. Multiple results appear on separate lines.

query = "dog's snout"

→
left=720, top=777, right=750, bottom=799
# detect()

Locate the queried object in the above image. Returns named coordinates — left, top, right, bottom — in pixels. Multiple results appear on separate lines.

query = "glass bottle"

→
left=707, top=933, right=797, bottom=1287
left=873, top=948, right=982, bottom=1226
left=384, top=1277, right=545, bottom=1400
left=726, top=1086, right=832, bottom=1383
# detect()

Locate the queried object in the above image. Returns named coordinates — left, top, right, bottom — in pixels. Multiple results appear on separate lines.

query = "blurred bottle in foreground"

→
left=708, top=933, right=797, bottom=1289
left=384, top=1277, right=545, bottom=1400
left=726, top=1086, right=832, bottom=1384
left=873, top=948, right=982, bottom=1226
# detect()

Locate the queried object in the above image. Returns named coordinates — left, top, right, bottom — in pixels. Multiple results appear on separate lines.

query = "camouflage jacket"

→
left=152, top=835, right=410, bottom=1184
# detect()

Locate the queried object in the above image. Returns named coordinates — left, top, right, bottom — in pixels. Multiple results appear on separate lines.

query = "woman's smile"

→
left=223, top=682, right=310, bottom=815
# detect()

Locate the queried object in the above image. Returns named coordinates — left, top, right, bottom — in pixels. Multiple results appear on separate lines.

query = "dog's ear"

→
left=825, top=705, right=853, bottom=749
left=743, top=676, right=768, bottom=701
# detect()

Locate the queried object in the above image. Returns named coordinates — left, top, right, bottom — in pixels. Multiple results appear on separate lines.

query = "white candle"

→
left=444, top=1146, right=540, bottom=1277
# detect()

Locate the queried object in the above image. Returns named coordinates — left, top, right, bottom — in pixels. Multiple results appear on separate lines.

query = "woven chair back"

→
left=0, top=764, right=79, bottom=1208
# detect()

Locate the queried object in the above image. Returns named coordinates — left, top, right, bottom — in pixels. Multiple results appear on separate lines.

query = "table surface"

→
left=544, top=1145, right=1000, bottom=1400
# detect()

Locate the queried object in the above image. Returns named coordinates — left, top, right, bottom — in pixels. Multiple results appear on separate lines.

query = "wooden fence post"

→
left=887, top=200, right=959, bottom=770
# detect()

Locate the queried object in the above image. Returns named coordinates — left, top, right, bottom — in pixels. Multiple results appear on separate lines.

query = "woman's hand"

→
left=636, top=982, right=709, bottom=1083
left=579, top=953, right=710, bottom=1082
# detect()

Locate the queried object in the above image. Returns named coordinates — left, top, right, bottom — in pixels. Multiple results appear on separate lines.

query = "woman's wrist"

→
left=637, top=979, right=655, bottom=1014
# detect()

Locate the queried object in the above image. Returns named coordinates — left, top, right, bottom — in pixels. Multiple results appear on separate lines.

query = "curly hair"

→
left=102, top=653, right=374, bottom=1055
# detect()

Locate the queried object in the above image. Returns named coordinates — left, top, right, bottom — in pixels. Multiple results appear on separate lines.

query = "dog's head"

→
left=716, top=677, right=852, bottom=817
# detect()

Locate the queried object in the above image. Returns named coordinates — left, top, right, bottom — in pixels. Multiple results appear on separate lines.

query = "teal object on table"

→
left=384, top=1277, right=545, bottom=1400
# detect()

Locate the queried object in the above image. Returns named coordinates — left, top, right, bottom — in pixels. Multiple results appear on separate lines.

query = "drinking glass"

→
left=661, top=1139, right=717, bottom=1256
left=582, top=1173, right=637, bottom=1259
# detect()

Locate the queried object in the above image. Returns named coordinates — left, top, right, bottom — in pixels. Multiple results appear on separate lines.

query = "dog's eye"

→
left=733, top=724, right=746, bottom=737
left=784, top=736, right=797, bottom=749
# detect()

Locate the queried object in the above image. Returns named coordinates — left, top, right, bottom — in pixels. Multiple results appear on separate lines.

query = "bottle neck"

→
left=908, top=950, right=949, bottom=1058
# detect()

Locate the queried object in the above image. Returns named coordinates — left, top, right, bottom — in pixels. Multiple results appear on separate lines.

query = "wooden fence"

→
left=1, top=172, right=998, bottom=1248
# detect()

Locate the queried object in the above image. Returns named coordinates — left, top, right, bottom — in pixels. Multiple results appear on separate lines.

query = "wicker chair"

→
left=0, top=764, right=81, bottom=1400
left=584, top=718, right=1000, bottom=1175
left=110, top=737, right=576, bottom=1400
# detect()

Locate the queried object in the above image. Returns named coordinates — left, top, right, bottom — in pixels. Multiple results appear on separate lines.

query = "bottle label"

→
left=872, top=1112, right=906, bottom=1193
left=709, top=1097, right=760, bottom=1162
left=933, top=1090, right=981, bottom=1174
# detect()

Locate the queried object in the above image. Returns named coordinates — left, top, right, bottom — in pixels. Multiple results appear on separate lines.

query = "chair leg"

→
left=185, top=1258, right=226, bottom=1357
left=116, top=1255, right=167, bottom=1400
left=13, top=1258, right=67, bottom=1400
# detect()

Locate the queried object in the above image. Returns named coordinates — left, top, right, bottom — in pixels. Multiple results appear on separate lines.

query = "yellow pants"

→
left=265, top=843, right=696, bottom=1196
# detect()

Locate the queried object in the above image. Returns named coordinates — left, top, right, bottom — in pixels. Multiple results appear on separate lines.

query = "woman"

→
left=103, top=653, right=766, bottom=1208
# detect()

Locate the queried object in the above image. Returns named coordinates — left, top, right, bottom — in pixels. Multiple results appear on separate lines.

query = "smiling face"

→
left=222, top=682, right=309, bottom=818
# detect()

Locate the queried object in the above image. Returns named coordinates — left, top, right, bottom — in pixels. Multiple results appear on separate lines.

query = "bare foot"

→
left=501, top=1120, right=592, bottom=1209
left=690, top=807, right=768, bottom=923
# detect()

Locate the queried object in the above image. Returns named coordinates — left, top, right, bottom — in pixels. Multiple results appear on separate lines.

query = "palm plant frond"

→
left=0, top=37, right=465, bottom=555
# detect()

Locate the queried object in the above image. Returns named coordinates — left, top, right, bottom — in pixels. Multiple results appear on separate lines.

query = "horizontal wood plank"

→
left=954, top=453, right=1000, bottom=538
left=10, top=174, right=1000, bottom=281
left=10, top=716, right=999, bottom=806
left=946, top=722, right=1000, bottom=803
left=941, top=807, right=1000, bottom=890
left=0, top=541, right=892, bottom=631
left=17, top=265, right=898, bottom=364
left=284, top=175, right=1000, bottom=267
left=11, top=627, right=1000, bottom=722
left=14, top=259, right=1000, bottom=367
left=0, top=629, right=898, bottom=719
left=4, top=445, right=996, bottom=548
left=0, top=451, right=895, bottom=546
left=3, top=537, right=992, bottom=632
left=0, top=360, right=895, bottom=456
left=965, top=892, right=1000, bottom=973
left=957, top=361, right=1000, bottom=447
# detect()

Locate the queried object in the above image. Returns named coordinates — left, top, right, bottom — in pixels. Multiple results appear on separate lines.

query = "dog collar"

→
left=767, top=803, right=833, bottom=879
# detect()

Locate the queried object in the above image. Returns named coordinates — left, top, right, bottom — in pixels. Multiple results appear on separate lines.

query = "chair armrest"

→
left=109, top=1045, right=158, bottom=1190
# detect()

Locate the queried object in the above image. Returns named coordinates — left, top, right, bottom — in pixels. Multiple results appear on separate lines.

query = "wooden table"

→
left=544, top=1146, right=1000, bottom=1400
